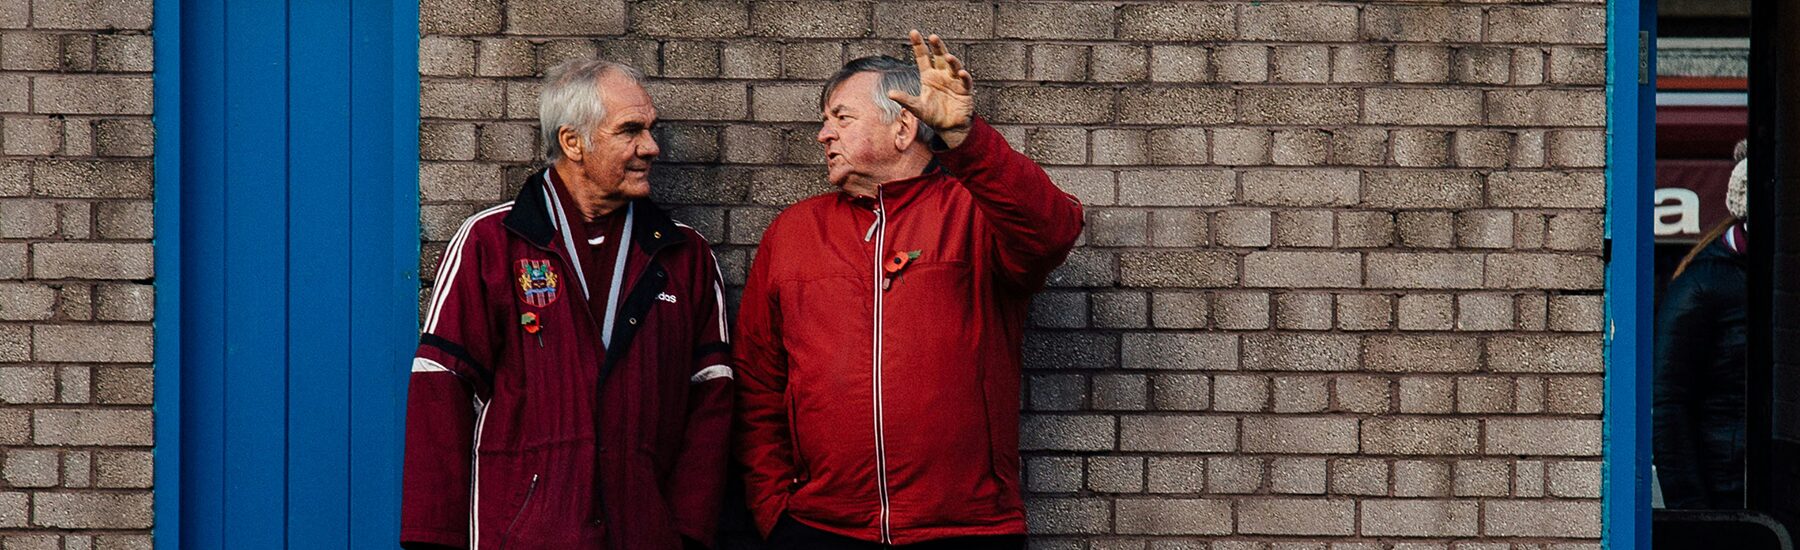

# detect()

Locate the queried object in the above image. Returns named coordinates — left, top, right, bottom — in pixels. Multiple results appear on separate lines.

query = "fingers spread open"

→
left=928, top=35, right=950, bottom=70
left=909, top=30, right=931, bottom=72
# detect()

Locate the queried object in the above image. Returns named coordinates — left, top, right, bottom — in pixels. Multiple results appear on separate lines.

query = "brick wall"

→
left=0, top=0, right=159, bottom=548
left=419, top=0, right=1609, bottom=547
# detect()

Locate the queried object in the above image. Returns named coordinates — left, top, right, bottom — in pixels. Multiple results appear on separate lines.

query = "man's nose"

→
left=639, top=136, right=660, bottom=159
left=816, top=125, right=833, bottom=144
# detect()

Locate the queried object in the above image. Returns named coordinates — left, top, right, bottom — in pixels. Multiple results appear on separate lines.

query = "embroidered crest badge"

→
left=516, top=259, right=560, bottom=307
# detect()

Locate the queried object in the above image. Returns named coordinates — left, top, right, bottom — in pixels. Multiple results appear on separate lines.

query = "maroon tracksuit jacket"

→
left=734, top=118, right=1084, bottom=544
left=402, top=169, right=733, bottom=549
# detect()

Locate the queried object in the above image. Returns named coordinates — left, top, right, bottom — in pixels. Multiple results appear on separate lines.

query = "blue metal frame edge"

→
left=152, top=0, right=183, bottom=546
left=1602, top=0, right=1655, bottom=547
left=395, top=0, right=422, bottom=340
left=389, top=0, right=423, bottom=536
left=394, top=0, right=421, bottom=317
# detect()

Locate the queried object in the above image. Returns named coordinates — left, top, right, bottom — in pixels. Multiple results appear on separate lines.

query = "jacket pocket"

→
left=785, top=390, right=810, bottom=491
left=979, top=385, right=1005, bottom=491
left=497, top=473, right=540, bottom=550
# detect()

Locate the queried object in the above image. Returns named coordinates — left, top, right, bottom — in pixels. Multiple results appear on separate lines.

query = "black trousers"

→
left=765, top=516, right=1026, bottom=550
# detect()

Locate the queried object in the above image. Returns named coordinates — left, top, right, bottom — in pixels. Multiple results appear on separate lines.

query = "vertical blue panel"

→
left=221, top=0, right=289, bottom=547
left=286, top=0, right=354, bottom=547
left=346, top=0, right=420, bottom=545
left=178, top=0, right=230, bottom=546
left=1603, top=0, right=1655, bottom=547
left=151, top=0, right=184, bottom=546
left=156, top=0, right=419, bottom=546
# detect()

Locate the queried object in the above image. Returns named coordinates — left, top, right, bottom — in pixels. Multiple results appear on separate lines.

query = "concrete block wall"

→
left=418, top=0, right=1609, bottom=547
left=0, top=0, right=159, bottom=548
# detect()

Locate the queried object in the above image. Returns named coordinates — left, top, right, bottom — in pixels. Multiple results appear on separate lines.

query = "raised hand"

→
left=887, top=30, right=976, bottom=148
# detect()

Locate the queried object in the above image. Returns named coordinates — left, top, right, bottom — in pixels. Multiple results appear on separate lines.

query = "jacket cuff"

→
left=930, top=116, right=1002, bottom=161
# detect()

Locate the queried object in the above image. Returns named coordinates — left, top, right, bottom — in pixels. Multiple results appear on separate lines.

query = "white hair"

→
left=539, top=58, right=645, bottom=163
left=821, top=55, right=935, bottom=144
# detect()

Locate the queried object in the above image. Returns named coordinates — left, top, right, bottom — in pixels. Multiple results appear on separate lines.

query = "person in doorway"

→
left=401, top=59, right=733, bottom=549
left=1653, top=144, right=1749, bottom=509
left=732, top=31, right=1084, bottom=549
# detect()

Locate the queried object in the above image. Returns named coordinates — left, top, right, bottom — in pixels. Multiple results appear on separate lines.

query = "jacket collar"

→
left=842, top=158, right=945, bottom=210
left=503, top=168, right=686, bottom=255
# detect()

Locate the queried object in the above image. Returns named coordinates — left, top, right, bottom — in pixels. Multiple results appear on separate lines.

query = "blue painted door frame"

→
left=1603, top=0, right=1655, bottom=547
left=152, top=0, right=421, bottom=547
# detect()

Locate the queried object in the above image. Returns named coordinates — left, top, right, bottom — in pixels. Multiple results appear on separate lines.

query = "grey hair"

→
left=539, top=58, right=646, bottom=163
left=820, top=55, right=936, bottom=144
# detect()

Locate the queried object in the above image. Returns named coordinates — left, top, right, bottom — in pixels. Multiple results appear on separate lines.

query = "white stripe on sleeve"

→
left=690, top=364, right=734, bottom=384
left=412, top=357, right=453, bottom=374
left=423, top=202, right=512, bottom=334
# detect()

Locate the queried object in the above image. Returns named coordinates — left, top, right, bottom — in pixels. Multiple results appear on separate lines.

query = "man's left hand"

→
left=888, top=30, right=975, bottom=148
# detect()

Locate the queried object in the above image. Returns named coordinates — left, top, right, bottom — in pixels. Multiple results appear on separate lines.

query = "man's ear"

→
left=893, top=111, right=919, bottom=151
left=558, top=126, right=584, bottom=162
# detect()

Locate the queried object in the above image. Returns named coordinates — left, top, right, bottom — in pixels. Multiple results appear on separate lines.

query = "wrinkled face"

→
left=816, top=72, right=904, bottom=190
left=568, top=73, right=660, bottom=201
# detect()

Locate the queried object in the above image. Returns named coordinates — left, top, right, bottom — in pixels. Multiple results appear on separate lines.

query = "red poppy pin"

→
left=521, top=312, right=544, bottom=347
left=883, top=250, right=922, bottom=290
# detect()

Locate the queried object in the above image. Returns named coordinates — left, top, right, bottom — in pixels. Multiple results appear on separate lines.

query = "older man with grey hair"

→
left=402, top=58, right=733, bottom=550
left=734, top=31, right=1084, bottom=549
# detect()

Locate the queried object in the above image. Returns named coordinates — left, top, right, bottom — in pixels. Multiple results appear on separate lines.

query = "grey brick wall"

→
left=0, top=0, right=158, bottom=548
left=418, top=0, right=1608, bottom=547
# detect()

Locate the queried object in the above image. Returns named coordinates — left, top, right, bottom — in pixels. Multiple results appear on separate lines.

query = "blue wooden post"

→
left=153, top=1, right=420, bottom=547
left=1603, top=0, right=1655, bottom=547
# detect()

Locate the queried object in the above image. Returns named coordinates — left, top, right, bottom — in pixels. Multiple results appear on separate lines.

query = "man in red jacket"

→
left=734, top=31, right=1084, bottom=549
left=401, top=59, right=733, bottom=550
